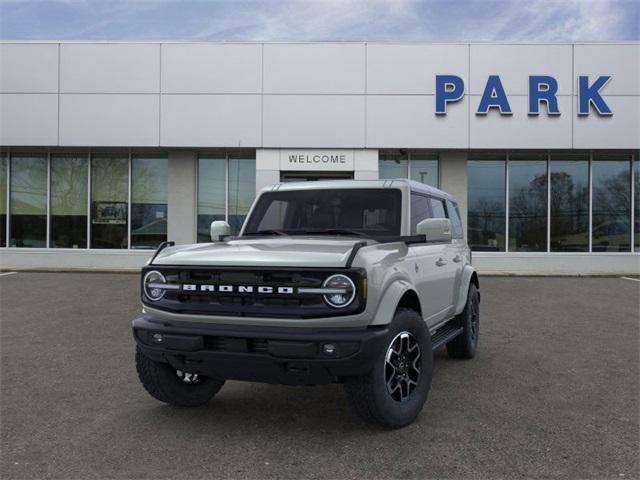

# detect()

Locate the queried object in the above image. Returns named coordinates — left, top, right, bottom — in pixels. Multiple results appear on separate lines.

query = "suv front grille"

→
left=142, top=266, right=366, bottom=319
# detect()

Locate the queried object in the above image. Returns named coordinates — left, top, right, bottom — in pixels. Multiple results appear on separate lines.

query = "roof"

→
left=261, top=178, right=457, bottom=202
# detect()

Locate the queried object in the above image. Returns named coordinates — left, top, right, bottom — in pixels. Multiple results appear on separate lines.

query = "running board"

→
left=430, top=324, right=463, bottom=350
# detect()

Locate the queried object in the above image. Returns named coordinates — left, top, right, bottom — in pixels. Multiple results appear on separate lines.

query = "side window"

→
left=410, top=193, right=430, bottom=234
left=446, top=200, right=464, bottom=239
left=429, top=197, right=447, bottom=219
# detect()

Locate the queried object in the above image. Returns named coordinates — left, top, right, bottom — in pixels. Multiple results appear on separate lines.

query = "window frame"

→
left=379, top=150, right=440, bottom=188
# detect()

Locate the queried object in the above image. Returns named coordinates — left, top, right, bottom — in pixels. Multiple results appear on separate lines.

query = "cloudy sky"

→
left=0, top=0, right=638, bottom=41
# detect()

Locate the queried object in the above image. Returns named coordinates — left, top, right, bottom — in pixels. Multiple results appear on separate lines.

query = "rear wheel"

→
left=446, top=283, right=480, bottom=359
left=344, top=308, right=433, bottom=428
left=135, top=346, right=225, bottom=407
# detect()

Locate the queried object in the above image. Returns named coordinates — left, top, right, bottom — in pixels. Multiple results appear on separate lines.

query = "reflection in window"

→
left=91, top=155, right=128, bottom=249
left=409, top=154, right=438, bottom=187
left=509, top=155, right=547, bottom=252
left=228, top=154, right=256, bottom=234
left=10, top=154, right=47, bottom=247
left=197, top=156, right=226, bottom=242
left=410, top=194, right=430, bottom=234
left=50, top=155, right=88, bottom=248
left=467, top=159, right=505, bottom=251
left=379, top=151, right=408, bottom=179
left=0, top=155, right=6, bottom=247
left=131, top=155, right=167, bottom=249
left=635, top=158, right=639, bottom=251
left=550, top=155, right=589, bottom=252
left=592, top=155, right=631, bottom=252
left=446, top=200, right=464, bottom=239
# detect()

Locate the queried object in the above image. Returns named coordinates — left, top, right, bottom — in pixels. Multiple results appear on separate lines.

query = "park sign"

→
left=435, top=75, right=613, bottom=116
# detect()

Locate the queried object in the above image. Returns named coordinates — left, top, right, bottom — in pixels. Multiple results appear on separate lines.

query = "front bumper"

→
left=132, top=316, right=390, bottom=385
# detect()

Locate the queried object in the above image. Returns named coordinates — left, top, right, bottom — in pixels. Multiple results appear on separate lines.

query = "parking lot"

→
left=0, top=273, right=638, bottom=480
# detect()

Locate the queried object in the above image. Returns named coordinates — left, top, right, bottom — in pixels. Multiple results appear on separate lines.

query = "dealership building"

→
left=0, top=41, right=638, bottom=274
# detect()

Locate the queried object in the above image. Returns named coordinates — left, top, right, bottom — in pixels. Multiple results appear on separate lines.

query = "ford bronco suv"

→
left=133, top=179, right=480, bottom=428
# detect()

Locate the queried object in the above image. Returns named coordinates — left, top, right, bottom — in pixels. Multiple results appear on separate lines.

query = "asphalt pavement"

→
left=1, top=273, right=638, bottom=480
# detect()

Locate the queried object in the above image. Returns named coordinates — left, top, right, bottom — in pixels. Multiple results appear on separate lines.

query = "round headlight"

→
left=143, top=270, right=166, bottom=302
left=322, top=274, right=356, bottom=308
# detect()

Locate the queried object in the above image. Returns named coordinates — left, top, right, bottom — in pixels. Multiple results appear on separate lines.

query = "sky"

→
left=0, top=0, right=638, bottom=42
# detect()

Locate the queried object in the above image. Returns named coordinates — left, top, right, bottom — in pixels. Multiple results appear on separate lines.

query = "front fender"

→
left=370, top=279, right=413, bottom=326
left=454, top=265, right=479, bottom=315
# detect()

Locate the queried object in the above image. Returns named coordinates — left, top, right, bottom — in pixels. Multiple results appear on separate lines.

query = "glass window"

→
left=197, top=156, right=226, bottom=243
left=50, top=154, right=88, bottom=248
left=549, top=154, right=589, bottom=252
left=467, top=158, right=506, bottom=251
left=244, top=189, right=402, bottom=237
left=379, top=151, right=408, bottom=179
left=131, top=155, right=168, bottom=249
left=508, top=154, right=548, bottom=252
left=429, top=197, right=447, bottom=218
left=410, top=154, right=438, bottom=187
left=10, top=154, right=47, bottom=247
left=228, top=153, right=256, bottom=235
left=0, top=154, right=6, bottom=247
left=635, top=156, right=639, bottom=251
left=446, top=200, right=464, bottom=239
left=410, top=193, right=430, bottom=234
left=592, top=154, right=631, bottom=252
left=91, top=154, right=128, bottom=249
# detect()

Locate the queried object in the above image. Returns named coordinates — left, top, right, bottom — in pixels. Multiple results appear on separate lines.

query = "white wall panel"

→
left=161, top=44, right=262, bottom=93
left=59, top=94, right=159, bottom=146
left=60, top=43, right=160, bottom=93
left=161, top=95, right=261, bottom=147
left=367, top=44, right=468, bottom=94
left=470, top=44, right=573, bottom=95
left=366, top=95, right=468, bottom=148
left=263, top=95, right=364, bottom=148
left=0, top=44, right=58, bottom=93
left=469, top=95, right=572, bottom=149
left=263, top=43, right=365, bottom=94
left=574, top=44, right=640, bottom=95
left=573, top=96, right=640, bottom=149
left=0, top=94, right=58, bottom=145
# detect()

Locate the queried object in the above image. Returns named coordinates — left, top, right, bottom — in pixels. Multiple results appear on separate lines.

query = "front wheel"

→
left=344, top=308, right=433, bottom=428
left=135, top=346, right=225, bottom=407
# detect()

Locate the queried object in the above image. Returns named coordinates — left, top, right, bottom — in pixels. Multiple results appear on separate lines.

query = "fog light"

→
left=323, top=343, right=336, bottom=355
left=152, top=333, right=163, bottom=344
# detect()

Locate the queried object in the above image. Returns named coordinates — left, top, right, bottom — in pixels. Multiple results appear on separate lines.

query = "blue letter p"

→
left=435, top=75, right=464, bottom=115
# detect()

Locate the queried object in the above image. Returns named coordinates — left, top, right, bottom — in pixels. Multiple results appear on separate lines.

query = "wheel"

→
left=135, top=346, right=225, bottom=407
left=446, top=283, right=480, bottom=359
left=344, top=308, right=433, bottom=428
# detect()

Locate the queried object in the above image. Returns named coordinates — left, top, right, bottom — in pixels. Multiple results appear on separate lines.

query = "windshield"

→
left=243, top=188, right=402, bottom=237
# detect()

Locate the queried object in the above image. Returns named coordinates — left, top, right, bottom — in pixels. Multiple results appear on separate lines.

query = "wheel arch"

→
left=454, top=266, right=480, bottom=316
left=371, top=280, right=422, bottom=326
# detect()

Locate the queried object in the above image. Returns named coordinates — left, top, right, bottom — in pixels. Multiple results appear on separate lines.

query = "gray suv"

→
left=133, top=179, right=480, bottom=428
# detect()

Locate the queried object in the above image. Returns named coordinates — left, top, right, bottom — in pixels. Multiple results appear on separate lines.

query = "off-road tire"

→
left=135, top=346, right=225, bottom=407
left=446, top=283, right=480, bottom=359
left=344, top=308, right=433, bottom=429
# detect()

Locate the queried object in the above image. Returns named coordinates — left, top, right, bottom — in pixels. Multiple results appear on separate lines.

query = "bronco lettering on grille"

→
left=182, top=284, right=295, bottom=294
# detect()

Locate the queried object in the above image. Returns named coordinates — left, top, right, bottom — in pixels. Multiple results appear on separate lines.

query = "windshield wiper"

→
left=243, top=229, right=288, bottom=236
left=301, top=228, right=371, bottom=238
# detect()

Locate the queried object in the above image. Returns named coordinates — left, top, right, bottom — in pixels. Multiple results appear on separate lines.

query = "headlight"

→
left=143, top=270, right=166, bottom=301
left=322, top=274, right=356, bottom=308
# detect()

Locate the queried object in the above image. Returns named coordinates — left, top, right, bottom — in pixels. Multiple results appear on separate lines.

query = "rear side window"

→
left=429, top=198, right=447, bottom=218
left=446, top=200, right=464, bottom=239
left=410, top=194, right=430, bottom=234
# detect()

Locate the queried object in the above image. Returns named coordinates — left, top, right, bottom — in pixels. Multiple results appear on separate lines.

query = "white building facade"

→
left=0, top=41, right=638, bottom=274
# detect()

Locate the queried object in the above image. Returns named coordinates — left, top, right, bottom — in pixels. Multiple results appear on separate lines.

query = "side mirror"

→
left=210, top=221, right=231, bottom=242
left=416, top=218, right=452, bottom=243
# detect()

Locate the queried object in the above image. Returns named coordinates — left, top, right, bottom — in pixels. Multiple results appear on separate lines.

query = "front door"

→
left=280, top=171, right=354, bottom=182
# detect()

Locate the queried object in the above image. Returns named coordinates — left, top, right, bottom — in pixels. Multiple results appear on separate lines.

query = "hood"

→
left=152, top=236, right=368, bottom=268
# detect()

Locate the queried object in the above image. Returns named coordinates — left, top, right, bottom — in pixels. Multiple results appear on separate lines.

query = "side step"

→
left=430, top=323, right=463, bottom=351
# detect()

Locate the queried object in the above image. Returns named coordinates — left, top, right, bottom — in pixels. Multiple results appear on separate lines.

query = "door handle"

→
left=436, top=258, right=447, bottom=267
left=453, top=255, right=463, bottom=263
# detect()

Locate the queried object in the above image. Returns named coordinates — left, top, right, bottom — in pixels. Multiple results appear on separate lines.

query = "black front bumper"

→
left=132, top=316, right=390, bottom=385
